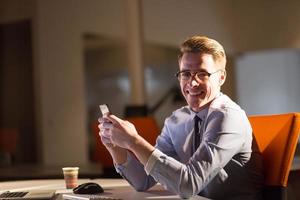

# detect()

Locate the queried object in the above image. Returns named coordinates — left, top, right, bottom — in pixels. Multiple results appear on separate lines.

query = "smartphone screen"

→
left=99, top=104, right=110, bottom=117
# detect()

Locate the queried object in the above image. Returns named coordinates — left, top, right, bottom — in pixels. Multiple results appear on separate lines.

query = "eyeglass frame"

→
left=175, top=69, right=223, bottom=81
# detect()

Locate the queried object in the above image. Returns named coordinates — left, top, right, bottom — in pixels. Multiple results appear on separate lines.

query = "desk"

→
left=0, top=179, right=210, bottom=200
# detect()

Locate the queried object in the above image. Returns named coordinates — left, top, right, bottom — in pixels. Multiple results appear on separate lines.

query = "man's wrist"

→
left=108, top=146, right=128, bottom=164
left=127, top=135, right=155, bottom=165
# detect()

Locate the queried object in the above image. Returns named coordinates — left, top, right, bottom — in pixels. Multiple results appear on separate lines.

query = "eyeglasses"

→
left=175, top=69, right=222, bottom=81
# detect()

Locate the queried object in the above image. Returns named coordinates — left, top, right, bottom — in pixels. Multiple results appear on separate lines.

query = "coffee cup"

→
left=62, top=167, right=79, bottom=189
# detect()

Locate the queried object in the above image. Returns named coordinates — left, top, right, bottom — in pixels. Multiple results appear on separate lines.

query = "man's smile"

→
left=186, top=89, right=205, bottom=97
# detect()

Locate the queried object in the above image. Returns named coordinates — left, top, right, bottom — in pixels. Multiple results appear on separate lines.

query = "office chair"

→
left=91, top=122, right=113, bottom=168
left=248, top=112, right=300, bottom=200
left=125, top=116, right=160, bottom=145
left=0, top=128, right=18, bottom=166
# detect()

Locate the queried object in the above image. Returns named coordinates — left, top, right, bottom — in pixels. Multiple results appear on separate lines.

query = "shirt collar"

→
left=188, top=92, right=223, bottom=120
left=189, top=106, right=209, bottom=121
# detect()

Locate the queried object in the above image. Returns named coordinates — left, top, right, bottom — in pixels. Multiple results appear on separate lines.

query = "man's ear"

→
left=219, top=69, right=226, bottom=86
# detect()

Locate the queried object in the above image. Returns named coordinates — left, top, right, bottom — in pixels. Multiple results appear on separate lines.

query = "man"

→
left=99, top=35, right=264, bottom=199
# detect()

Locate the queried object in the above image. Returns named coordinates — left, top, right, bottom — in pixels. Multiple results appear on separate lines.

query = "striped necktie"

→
left=193, top=115, right=202, bottom=153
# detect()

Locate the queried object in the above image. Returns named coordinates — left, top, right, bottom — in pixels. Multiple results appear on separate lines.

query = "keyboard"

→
left=0, top=192, right=28, bottom=198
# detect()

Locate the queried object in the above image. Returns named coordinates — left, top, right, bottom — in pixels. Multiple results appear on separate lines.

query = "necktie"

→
left=193, top=115, right=202, bottom=153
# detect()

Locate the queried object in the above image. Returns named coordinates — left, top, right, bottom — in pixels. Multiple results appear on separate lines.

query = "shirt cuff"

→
left=145, top=148, right=162, bottom=175
left=114, top=151, right=131, bottom=173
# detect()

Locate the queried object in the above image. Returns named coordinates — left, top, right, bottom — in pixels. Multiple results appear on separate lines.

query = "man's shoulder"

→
left=208, top=94, right=248, bottom=121
left=210, top=93, right=243, bottom=112
left=166, top=106, right=193, bottom=124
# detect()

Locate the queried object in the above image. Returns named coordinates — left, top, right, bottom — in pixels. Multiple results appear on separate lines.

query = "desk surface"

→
left=0, top=179, right=210, bottom=200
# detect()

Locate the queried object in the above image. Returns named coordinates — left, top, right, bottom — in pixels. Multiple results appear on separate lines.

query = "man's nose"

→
left=190, top=78, right=199, bottom=87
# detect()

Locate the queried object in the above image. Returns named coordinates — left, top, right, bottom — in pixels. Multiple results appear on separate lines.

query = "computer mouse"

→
left=73, top=182, right=104, bottom=194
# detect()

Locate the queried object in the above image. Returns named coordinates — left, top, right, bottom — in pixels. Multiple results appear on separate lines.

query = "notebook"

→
left=0, top=190, right=55, bottom=200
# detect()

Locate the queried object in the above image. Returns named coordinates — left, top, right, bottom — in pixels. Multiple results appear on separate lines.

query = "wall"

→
left=235, top=49, right=300, bottom=115
left=141, top=0, right=300, bottom=53
left=31, top=0, right=126, bottom=165
left=0, top=0, right=34, bottom=24
left=231, top=0, right=300, bottom=51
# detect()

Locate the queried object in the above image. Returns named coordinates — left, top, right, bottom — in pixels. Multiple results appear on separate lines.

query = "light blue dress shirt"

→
left=115, top=94, right=264, bottom=199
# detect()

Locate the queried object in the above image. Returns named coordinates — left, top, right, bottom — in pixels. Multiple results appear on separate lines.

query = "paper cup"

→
left=62, top=167, right=79, bottom=189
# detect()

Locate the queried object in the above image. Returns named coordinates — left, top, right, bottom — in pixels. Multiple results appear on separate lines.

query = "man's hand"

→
left=105, top=115, right=155, bottom=165
left=98, top=117, right=128, bottom=164
left=98, top=117, right=115, bottom=148
left=104, top=115, right=139, bottom=149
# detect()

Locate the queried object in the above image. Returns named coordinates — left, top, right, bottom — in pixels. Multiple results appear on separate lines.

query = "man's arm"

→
left=99, top=115, right=158, bottom=191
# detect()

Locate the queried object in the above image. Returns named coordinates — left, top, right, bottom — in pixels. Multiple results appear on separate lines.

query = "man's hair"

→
left=179, top=35, right=226, bottom=68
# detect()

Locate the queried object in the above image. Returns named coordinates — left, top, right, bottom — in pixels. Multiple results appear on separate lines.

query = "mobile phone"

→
left=99, top=104, right=110, bottom=117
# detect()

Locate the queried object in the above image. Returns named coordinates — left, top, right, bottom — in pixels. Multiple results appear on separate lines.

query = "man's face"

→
left=178, top=52, right=226, bottom=112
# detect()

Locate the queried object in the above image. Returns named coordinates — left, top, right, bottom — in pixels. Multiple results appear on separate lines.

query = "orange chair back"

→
left=248, top=113, right=300, bottom=187
left=0, top=129, right=18, bottom=153
left=126, top=117, right=160, bottom=145
left=91, top=122, right=113, bottom=168
left=0, top=128, right=18, bottom=165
